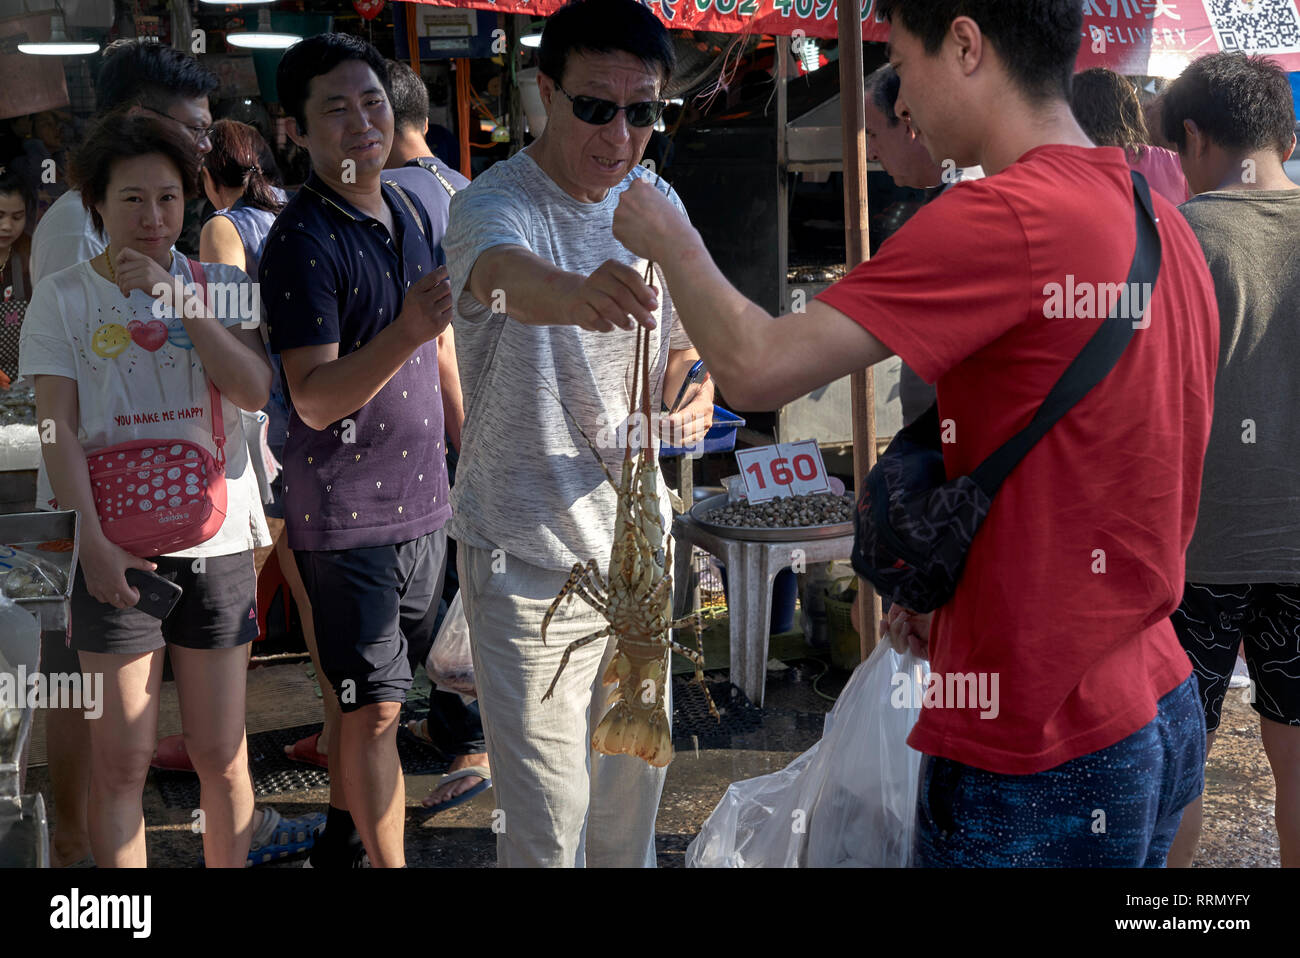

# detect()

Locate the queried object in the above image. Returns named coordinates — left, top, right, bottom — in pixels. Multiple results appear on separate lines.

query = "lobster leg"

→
left=571, top=576, right=609, bottom=617
left=667, top=610, right=720, bottom=720
left=636, top=573, right=674, bottom=619
left=540, top=626, right=614, bottom=703
left=542, top=562, right=608, bottom=644
left=580, top=558, right=609, bottom=596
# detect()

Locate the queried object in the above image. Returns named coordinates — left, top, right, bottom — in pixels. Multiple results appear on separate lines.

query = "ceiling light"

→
left=520, top=34, right=542, bottom=48
left=227, top=8, right=300, bottom=50
left=18, top=11, right=99, bottom=56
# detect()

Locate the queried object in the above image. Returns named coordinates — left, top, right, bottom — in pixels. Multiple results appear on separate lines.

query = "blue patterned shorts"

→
left=913, top=673, right=1205, bottom=867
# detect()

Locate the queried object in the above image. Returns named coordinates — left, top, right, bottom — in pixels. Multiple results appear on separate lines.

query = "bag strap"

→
left=968, top=171, right=1162, bottom=497
left=382, top=180, right=427, bottom=238
left=186, top=259, right=227, bottom=468
left=9, top=248, right=25, bottom=301
left=412, top=156, right=459, bottom=199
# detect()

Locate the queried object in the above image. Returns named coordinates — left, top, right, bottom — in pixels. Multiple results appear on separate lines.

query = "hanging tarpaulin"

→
left=407, top=0, right=891, bottom=40
left=407, top=0, right=1300, bottom=73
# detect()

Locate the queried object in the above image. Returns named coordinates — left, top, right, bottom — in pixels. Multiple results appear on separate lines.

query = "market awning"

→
left=406, top=0, right=1300, bottom=75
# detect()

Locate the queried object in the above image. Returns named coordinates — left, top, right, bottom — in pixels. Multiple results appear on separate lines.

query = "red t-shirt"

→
left=817, top=144, right=1218, bottom=775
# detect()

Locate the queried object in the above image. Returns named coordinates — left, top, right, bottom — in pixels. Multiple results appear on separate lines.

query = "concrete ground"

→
left=21, top=657, right=1282, bottom=868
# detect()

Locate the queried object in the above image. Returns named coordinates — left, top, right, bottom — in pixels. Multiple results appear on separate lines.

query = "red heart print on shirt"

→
left=127, top=319, right=169, bottom=352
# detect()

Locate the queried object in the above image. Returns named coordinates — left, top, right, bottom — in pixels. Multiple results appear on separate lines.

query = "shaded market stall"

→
left=404, top=0, right=1300, bottom=670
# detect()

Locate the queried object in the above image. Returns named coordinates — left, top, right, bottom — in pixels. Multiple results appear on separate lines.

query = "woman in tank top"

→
left=198, top=120, right=338, bottom=777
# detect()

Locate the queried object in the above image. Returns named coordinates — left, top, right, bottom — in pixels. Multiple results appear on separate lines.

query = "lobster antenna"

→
left=530, top=374, right=619, bottom=491
left=626, top=322, right=642, bottom=464
left=640, top=325, right=652, bottom=467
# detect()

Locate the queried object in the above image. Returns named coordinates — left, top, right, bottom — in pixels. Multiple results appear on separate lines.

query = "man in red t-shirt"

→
left=614, top=0, right=1219, bottom=866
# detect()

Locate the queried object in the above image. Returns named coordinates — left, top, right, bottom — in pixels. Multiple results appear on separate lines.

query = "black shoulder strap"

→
left=413, top=157, right=459, bottom=199
left=969, top=171, right=1162, bottom=497
left=9, top=248, right=26, bottom=301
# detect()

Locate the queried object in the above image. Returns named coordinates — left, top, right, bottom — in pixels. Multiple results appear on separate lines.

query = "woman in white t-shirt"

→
left=19, top=113, right=273, bottom=868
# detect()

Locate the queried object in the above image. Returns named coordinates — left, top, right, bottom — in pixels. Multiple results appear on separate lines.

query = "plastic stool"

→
left=671, top=514, right=854, bottom=707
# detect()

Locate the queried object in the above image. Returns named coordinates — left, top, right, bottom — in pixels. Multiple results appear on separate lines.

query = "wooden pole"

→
left=406, top=2, right=421, bottom=70
left=506, top=15, right=525, bottom=157
left=837, top=0, right=881, bottom=660
left=455, top=57, right=472, bottom=178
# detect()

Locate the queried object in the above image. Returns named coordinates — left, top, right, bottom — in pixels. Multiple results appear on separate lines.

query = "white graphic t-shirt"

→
left=19, top=257, right=270, bottom=557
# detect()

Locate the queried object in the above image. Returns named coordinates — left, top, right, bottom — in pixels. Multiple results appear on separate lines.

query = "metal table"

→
left=0, top=511, right=80, bottom=632
left=671, top=508, right=854, bottom=707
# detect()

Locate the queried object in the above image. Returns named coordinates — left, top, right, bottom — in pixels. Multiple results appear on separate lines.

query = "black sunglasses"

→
left=142, top=106, right=214, bottom=144
left=554, top=82, right=665, bottom=128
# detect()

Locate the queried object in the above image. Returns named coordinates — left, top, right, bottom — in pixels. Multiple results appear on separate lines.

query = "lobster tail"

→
left=591, top=698, right=674, bottom=768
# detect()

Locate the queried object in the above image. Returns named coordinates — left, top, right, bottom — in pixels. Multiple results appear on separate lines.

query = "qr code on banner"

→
left=1206, top=0, right=1300, bottom=54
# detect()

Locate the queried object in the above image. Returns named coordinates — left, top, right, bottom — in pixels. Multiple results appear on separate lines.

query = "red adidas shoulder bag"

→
left=85, top=260, right=228, bottom=557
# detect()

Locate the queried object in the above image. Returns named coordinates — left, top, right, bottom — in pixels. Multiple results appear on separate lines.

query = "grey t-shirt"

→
left=443, top=151, right=694, bottom=571
left=1180, top=188, right=1300, bottom=583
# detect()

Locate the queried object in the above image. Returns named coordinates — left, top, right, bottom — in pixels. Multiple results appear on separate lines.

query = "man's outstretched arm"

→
left=614, top=180, right=894, bottom=410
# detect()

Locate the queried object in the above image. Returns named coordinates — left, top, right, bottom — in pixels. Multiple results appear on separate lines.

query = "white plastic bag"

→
left=425, top=592, right=475, bottom=697
left=686, top=639, right=929, bottom=867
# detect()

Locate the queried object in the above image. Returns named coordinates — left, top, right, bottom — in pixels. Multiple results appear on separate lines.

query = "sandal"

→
left=403, top=719, right=449, bottom=759
left=415, top=765, right=492, bottom=821
left=246, top=806, right=326, bottom=867
left=283, top=731, right=329, bottom=769
left=150, top=733, right=194, bottom=773
left=406, top=718, right=435, bottom=746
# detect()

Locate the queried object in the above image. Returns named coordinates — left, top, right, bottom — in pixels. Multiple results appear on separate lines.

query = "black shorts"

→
left=295, top=530, right=447, bottom=713
left=1170, top=582, right=1300, bottom=733
left=41, top=627, right=79, bottom=674
left=71, top=551, right=258, bottom=656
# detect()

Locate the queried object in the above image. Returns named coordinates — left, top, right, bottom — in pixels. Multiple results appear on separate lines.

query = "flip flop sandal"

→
left=415, top=765, right=492, bottom=821
left=403, top=719, right=449, bottom=760
left=284, top=731, right=329, bottom=769
left=150, top=733, right=194, bottom=773
left=245, top=806, right=327, bottom=867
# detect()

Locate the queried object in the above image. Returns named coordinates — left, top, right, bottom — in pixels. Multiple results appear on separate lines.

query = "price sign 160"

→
left=734, top=440, right=830, bottom=502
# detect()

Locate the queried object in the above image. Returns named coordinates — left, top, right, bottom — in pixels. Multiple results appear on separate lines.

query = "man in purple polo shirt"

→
left=260, top=33, right=453, bottom=869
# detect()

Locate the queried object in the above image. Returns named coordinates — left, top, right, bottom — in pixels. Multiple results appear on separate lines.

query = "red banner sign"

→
left=409, top=0, right=1300, bottom=74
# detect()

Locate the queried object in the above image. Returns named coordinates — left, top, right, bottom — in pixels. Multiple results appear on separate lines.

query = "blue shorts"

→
left=295, top=530, right=447, bottom=713
left=913, top=672, right=1205, bottom=867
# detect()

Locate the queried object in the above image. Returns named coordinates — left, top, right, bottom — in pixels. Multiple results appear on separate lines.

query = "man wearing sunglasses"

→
left=31, top=40, right=217, bottom=285
left=443, top=0, right=712, bottom=867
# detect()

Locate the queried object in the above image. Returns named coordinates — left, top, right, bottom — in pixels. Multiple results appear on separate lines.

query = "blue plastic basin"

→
left=660, top=406, right=746, bottom=458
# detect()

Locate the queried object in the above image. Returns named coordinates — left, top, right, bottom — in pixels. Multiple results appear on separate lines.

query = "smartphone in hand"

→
left=125, top=567, right=183, bottom=620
